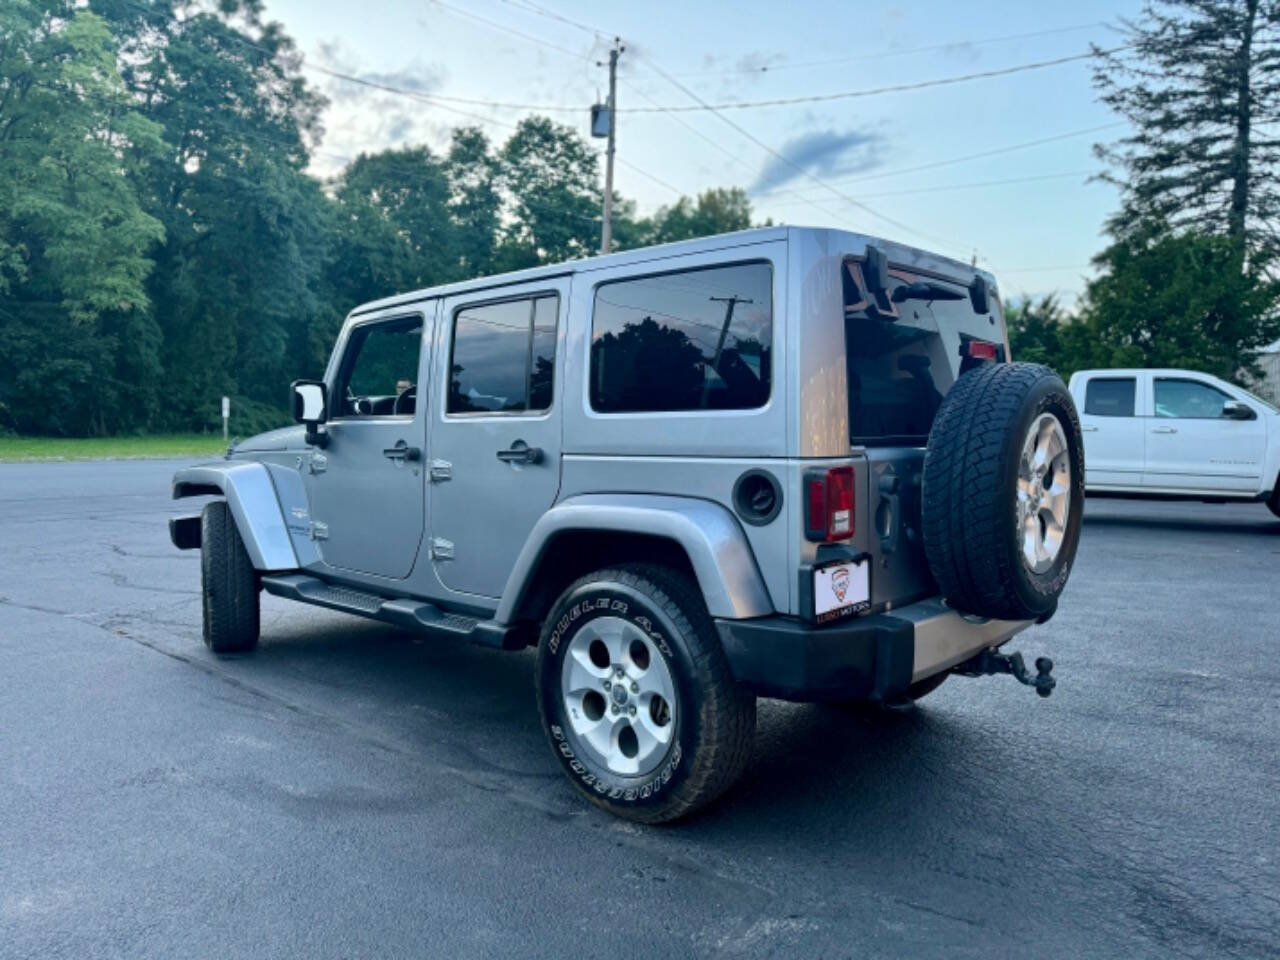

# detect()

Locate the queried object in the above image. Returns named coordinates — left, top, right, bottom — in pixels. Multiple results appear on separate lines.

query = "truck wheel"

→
left=1268, top=483, right=1280, bottom=519
left=535, top=564, right=756, bottom=823
left=200, top=500, right=260, bottom=654
left=923, top=362, right=1085, bottom=621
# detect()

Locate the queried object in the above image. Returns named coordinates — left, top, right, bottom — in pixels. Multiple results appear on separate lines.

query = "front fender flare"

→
left=496, top=494, right=773, bottom=622
left=172, top=461, right=298, bottom=571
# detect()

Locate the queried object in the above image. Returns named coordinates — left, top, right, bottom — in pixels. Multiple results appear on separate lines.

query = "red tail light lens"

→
left=966, top=339, right=998, bottom=360
left=805, top=466, right=855, bottom=541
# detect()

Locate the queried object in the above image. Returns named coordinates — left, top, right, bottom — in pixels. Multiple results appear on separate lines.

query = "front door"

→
left=303, top=309, right=432, bottom=580
left=1144, top=375, right=1265, bottom=492
left=428, top=282, right=565, bottom=599
left=1079, top=374, right=1145, bottom=487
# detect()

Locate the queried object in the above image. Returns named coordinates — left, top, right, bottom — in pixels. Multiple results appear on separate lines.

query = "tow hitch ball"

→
left=956, top=649, right=1056, bottom=698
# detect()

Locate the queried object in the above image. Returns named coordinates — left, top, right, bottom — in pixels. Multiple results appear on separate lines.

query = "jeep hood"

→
left=232, top=425, right=305, bottom=453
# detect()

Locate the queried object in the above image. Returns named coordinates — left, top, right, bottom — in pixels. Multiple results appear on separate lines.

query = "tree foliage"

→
left=1093, top=0, right=1280, bottom=259
left=0, top=3, right=762, bottom=436
left=1009, top=230, right=1280, bottom=382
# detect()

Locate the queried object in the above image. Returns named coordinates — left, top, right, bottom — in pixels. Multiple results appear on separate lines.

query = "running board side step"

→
left=259, top=574, right=528, bottom=650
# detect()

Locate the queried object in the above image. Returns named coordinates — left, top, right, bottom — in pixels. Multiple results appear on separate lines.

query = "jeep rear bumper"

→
left=715, top=598, right=1031, bottom=702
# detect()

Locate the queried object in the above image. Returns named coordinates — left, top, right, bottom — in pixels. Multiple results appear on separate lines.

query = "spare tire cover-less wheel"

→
left=922, top=362, right=1084, bottom=621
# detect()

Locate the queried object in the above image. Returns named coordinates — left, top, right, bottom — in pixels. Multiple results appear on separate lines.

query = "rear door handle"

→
left=1081, top=426, right=1098, bottom=433
left=383, top=440, right=422, bottom=461
left=496, top=439, right=543, bottom=465
left=1151, top=427, right=1178, bottom=434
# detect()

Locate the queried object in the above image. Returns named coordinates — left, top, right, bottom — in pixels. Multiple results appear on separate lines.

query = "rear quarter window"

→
left=590, top=262, right=773, bottom=413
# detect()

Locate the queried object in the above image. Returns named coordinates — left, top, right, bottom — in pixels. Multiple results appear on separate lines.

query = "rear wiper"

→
left=891, top=281, right=966, bottom=303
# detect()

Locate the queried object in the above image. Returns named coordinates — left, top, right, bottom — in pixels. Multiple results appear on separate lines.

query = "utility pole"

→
left=701, top=295, right=753, bottom=407
left=599, top=38, right=624, bottom=255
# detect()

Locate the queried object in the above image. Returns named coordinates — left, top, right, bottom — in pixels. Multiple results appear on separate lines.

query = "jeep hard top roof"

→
left=347, top=225, right=996, bottom=322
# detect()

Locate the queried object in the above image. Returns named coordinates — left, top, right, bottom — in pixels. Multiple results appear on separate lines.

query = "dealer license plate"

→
left=813, top=557, right=871, bottom=623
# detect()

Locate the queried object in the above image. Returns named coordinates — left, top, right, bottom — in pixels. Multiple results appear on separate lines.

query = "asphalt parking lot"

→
left=1, top=459, right=1277, bottom=959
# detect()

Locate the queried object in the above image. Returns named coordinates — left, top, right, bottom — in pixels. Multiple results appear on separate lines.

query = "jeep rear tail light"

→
left=966, top=339, right=998, bottom=360
left=805, top=466, right=855, bottom=542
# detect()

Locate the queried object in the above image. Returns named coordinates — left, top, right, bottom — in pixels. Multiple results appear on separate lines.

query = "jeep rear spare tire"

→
left=922, top=362, right=1084, bottom=621
left=535, top=564, right=756, bottom=823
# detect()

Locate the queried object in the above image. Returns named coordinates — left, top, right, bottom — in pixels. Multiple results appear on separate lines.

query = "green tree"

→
left=1074, top=228, right=1280, bottom=381
left=1006, top=295, right=1069, bottom=369
left=1093, top=1, right=1280, bottom=259
left=99, top=0, right=332, bottom=431
left=640, top=187, right=755, bottom=246
left=0, top=2, right=165, bottom=434
left=497, top=116, right=600, bottom=268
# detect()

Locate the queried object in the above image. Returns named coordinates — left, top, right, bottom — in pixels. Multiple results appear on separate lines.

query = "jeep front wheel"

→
left=535, top=564, right=755, bottom=823
left=200, top=500, right=260, bottom=654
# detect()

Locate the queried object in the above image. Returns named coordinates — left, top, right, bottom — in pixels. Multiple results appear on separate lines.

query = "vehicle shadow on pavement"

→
left=241, top=614, right=1029, bottom=836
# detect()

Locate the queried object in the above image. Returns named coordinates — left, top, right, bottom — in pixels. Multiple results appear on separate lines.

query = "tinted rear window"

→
left=1084, top=378, right=1135, bottom=417
left=844, top=262, right=966, bottom=445
left=590, top=262, right=772, bottom=413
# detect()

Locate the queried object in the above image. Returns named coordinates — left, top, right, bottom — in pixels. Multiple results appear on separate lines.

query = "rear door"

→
left=1078, top=374, right=1144, bottom=488
left=427, top=280, right=566, bottom=599
left=303, top=307, right=433, bottom=580
left=1143, top=375, right=1265, bottom=492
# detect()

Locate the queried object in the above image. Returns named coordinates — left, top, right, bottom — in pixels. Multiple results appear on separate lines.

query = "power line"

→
left=667, top=22, right=1111, bottom=77
left=632, top=52, right=975, bottom=258
left=997, top=264, right=1093, bottom=274
left=620, top=48, right=1127, bottom=113
left=761, top=170, right=1100, bottom=207
left=486, top=0, right=976, bottom=256
left=756, top=123, right=1127, bottom=198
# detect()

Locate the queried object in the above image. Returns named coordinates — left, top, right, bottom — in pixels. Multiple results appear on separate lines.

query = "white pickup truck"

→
left=1069, top=368, right=1280, bottom=516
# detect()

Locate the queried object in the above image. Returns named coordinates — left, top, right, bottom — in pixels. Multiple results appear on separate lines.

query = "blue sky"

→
left=266, top=0, right=1144, bottom=303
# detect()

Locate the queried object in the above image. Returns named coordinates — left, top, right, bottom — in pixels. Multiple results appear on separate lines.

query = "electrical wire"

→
left=761, top=170, right=1100, bottom=207
left=756, top=123, right=1127, bottom=198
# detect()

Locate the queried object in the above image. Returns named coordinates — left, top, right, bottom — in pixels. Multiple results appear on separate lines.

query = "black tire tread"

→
left=201, top=501, right=260, bottom=654
left=922, top=362, right=1076, bottom=620
left=537, top=563, right=756, bottom=824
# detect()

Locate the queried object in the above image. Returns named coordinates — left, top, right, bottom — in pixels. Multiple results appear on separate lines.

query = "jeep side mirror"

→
left=1222, top=400, right=1256, bottom=420
left=291, top=379, right=329, bottom=446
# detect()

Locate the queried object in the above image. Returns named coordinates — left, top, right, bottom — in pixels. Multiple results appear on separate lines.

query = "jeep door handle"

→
left=496, top=440, right=543, bottom=465
left=1151, top=427, right=1178, bottom=434
left=383, top=440, right=422, bottom=461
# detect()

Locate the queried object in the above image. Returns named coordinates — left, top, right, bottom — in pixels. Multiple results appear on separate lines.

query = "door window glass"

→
left=590, top=262, right=772, bottom=413
left=448, top=295, right=559, bottom=414
left=337, top=317, right=423, bottom=417
left=1154, top=378, right=1231, bottom=419
left=1084, top=377, right=1136, bottom=418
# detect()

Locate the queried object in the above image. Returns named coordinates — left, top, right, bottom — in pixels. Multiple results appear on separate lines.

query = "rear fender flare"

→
left=496, top=494, right=773, bottom=623
left=172, top=462, right=298, bottom=571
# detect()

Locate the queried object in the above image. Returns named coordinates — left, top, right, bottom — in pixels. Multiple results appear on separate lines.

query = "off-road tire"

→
left=922, top=362, right=1085, bottom=621
left=200, top=500, right=260, bottom=654
left=535, top=564, right=756, bottom=823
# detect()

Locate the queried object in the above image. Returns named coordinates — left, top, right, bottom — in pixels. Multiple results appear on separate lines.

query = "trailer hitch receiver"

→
left=956, top=649, right=1055, bottom=697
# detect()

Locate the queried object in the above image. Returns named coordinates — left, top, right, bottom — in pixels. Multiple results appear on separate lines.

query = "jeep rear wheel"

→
left=922, top=362, right=1085, bottom=621
left=200, top=500, right=260, bottom=654
left=535, top=564, right=755, bottom=823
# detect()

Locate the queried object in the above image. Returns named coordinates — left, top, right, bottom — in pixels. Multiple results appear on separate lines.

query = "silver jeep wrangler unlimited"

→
left=170, top=226, right=1084, bottom=822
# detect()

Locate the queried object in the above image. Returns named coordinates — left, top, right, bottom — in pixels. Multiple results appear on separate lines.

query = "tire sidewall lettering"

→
left=541, top=583, right=690, bottom=809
